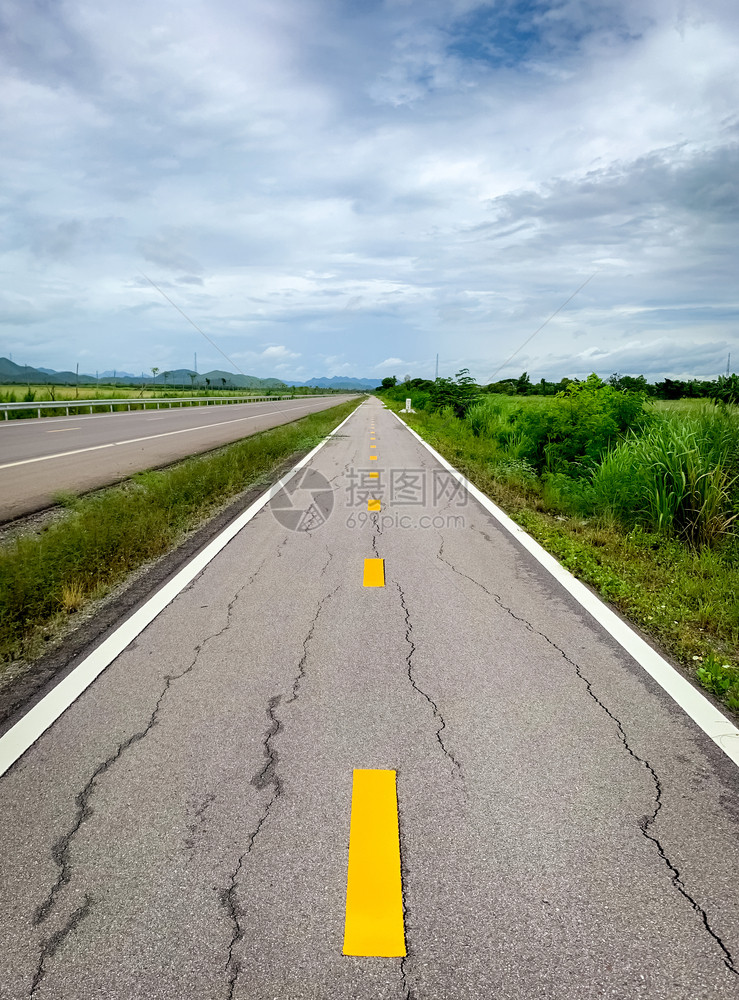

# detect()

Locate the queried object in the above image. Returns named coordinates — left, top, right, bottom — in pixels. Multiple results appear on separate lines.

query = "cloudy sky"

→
left=1, top=0, right=738, bottom=382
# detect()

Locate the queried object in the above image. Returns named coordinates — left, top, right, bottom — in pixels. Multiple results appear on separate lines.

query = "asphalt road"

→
left=0, top=395, right=354, bottom=522
left=1, top=397, right=738, bottom=999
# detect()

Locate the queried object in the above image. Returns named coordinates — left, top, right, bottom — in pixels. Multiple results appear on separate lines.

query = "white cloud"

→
left=261, top=345, right=300, bottom=359
left=1, top=0, right=738, bottom=381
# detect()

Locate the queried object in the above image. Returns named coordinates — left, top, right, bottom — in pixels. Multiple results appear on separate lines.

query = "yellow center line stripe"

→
left=368, top=499, right=381, bottom=511
left=370, top=455, right=378, bottom=460
left=371, top=445, right=376, bottom=449
left=369, top=472, right=378, bottom=479
left=343, top=769, right=406, bottom=957
left=363, top=558, right=385, bottom=587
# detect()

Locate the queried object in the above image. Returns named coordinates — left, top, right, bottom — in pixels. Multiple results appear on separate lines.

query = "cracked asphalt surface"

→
left=1, top=397, right=738, bottom=999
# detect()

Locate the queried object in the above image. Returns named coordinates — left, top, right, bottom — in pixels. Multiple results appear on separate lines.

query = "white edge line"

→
left=392, top=411, right=739, bottom=769
left=0, top=405, right=360, bottom=778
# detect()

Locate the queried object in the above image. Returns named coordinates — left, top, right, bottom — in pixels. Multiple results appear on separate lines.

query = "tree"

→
left=205, top=377, right=211, bottom=391
left=220, top=377, right=227, bottom=389
left=515, top=371, right=532, bottom=395
left=381, top=376, right=397, bottom=389
left=189, top=373, right=196, bottom=391
left=608, top=372, right=650, bottom=394
left=710, top=374, right=739, bottom=406
left=428, top=368, right=481, bottom=419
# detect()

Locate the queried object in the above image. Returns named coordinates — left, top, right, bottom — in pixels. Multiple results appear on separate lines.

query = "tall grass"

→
left=592, top=406, right=739, bottom=546
left=405, top=399, right=739, bottom=711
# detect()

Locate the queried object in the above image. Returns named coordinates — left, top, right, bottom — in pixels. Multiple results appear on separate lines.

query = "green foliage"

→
left=428, top=369, right=481, bottom=418
left=710, top=374, right=739, bottom=406
left=592, top=408, right=739, bottom=547
left=696, top=654, right=739, bottom=711
left=404, top=402, right=739, bottom=714
left=516, top=374, right=647, bottom=475
left=608, top=372, right=652, bottom=394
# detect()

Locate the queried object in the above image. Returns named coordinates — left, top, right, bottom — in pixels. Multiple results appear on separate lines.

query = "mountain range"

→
left=0, top=358, right=379, bottom=391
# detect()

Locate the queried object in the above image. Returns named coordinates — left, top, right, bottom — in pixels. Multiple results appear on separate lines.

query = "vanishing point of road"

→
left=0, top=397, right=737, bottom=998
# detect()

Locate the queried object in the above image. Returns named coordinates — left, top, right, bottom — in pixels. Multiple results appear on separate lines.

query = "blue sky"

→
left=1, top=0, right=737, bottom=382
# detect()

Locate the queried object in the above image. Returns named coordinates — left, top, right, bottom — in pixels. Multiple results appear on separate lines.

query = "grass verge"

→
left=0, top=398, right=361, bottom=668
left=402, top=407, right=739, bottom=716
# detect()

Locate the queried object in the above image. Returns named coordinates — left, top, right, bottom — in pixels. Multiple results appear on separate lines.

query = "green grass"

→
left=404, top=405, right=739, bottom=715
left=0, top=398, right=361, bottom=667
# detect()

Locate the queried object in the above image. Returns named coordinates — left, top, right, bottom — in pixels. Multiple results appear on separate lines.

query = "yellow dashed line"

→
left=370, top=455, right=378, bottom=460
left=343, top=769, right=406, bottom=957
left=369, top=472, right=379, bottom=479
left=368, top=499, right=381, bottom=512
left=363, top=558, right=385, bottom=587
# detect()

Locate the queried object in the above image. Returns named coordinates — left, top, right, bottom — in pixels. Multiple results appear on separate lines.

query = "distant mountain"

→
left=0, top=357, right=98, bottom=384
left=187, top=369, right=287, bottom=389
left=286, top=376, right=379, bottom=389
left=0, top=358, right=377, bottom=392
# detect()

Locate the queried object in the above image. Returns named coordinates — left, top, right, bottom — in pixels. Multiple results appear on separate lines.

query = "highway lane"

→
left=0, top=397, right=738, bottom=999
left=0, top=395, right=353, bottom=521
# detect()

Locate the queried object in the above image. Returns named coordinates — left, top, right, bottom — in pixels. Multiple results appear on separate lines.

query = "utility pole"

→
left=194, top=352, right=197, bottom=374
left=435, top=353, right=439, bottom=379
left=75, top=362, right=79, bottom=399
left=727, top=352, right=731, bottom=377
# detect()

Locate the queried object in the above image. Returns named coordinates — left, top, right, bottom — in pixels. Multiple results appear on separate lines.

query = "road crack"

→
left=437, top=537, right=738, bottom=977
left=395, top=581, right=462, bottom=779
left=31, top=895, right=93, bottom=996
left=319, top=544, right=334, bottom=578
left=287, top=587, right=339, bottom=704
left=30, top=567, right=261, bottom=993
left=222, top=586, right=336, bottom=997
left=398, top=795, right=414, bottom=1000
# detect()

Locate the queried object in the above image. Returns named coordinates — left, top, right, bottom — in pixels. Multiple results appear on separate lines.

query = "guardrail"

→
left=0, top=393, right=341, bottom=420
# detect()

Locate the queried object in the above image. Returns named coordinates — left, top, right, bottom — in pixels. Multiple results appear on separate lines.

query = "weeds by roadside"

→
left=404, top=400, right=739, bottom=715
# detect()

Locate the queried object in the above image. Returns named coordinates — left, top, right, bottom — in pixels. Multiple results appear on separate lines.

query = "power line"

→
left=485, top=271, right=598, bottom=383
left=139, top=271, right=247, bottom=376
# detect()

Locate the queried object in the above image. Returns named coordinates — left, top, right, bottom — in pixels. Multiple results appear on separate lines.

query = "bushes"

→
left=516, top=374, right=648, bottom=475
left=447, top=378, right=738, bottom=550
left=405, top=399, right=739, bottom=713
